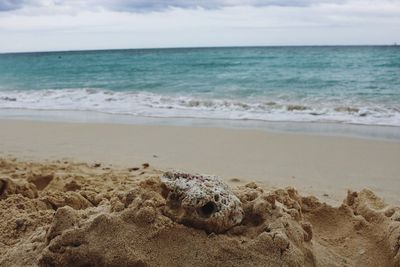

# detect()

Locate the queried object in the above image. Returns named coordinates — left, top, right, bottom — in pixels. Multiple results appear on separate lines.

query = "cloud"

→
left=0, top=0, right=347, bottom=13
left=0, top=0, right=399, bottom=52
left=98, top=0, right=345, bottom=11
left=0, top=0, right=26, bottom=11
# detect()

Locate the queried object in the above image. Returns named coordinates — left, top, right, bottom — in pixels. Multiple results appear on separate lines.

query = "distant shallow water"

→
left=0, top=46, right=399, bottom=127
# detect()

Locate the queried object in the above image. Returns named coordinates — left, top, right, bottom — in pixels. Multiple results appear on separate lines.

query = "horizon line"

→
left=1, top=43, right=398, bottom=55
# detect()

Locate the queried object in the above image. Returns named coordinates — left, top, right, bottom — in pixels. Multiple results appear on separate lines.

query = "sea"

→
left=0, top=46, right=399, bottom=138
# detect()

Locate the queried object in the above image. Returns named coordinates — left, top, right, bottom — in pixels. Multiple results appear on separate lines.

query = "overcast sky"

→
left=0, top=0, right=399, bottom=52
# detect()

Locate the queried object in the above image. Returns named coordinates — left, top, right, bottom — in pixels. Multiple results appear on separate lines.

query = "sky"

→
left=0, top=0, right=399, bottom=52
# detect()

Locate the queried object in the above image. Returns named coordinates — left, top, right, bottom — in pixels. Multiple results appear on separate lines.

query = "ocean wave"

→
left=0, top=88, right=399, bottom=126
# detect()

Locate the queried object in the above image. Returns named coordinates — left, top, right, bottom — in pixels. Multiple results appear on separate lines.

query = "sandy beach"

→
left=1, top=0, right=400, bottom=264
left=1, top=119, right=399, bottom=205
left=1, top=119, right=400, bottom=266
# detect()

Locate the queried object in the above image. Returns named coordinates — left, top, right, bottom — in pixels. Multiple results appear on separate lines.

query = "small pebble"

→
left=15, top=219, right=26, bottom=230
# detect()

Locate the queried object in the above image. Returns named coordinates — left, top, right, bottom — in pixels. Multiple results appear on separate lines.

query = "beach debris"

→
left=0, top=96, right=17, bottom=101
left=142, top=163, right=150, bottom=168
left=161, top=171, right=244, bottom=233
left=287, top=105, right=308, bottom=111
left=15, top=219, right=26, bottom=231
left=128, top=167, right=140, bottom=172
left=93, top=163, right=101, bottom=168
left=334, top=106, right=359, bottom=113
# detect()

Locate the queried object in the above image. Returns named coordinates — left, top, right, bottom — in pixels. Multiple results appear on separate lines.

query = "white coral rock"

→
left=161, top=171, right=244, bottom=233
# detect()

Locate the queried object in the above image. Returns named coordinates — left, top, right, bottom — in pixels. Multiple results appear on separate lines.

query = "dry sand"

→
left=0, top=158, right=399, bottom=266
left=1, top=119, right=400, bottom=266
left=0, top=119, right=399, bottom=205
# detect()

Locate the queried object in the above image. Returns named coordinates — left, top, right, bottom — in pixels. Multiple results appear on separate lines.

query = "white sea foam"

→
left=0, top=88, right=399, bottom=126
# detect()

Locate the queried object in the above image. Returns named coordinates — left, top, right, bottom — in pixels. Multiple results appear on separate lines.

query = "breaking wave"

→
left=0, top=88, right=399, bottom=126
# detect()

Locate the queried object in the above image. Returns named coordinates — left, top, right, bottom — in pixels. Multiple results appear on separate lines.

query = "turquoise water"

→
left=0, top=46, right=399, bottom=126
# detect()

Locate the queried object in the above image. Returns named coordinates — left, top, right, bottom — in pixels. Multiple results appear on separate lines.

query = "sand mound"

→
left=0, top=158, right=399, bottom=267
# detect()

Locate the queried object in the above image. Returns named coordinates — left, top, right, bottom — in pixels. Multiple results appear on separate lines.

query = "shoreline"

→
left=1, top=118, right=399, bottom=206
left=1, top=108, right=400, bottom=141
